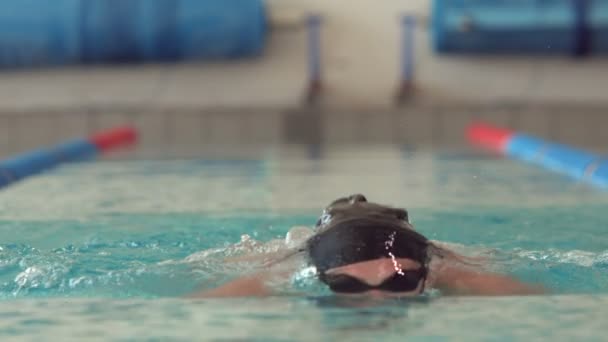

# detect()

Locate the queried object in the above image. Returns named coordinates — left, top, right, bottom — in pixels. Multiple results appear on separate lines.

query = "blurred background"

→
left=2, top=3, right=608, bottom=339
left=1, top=0, right=608, bottom=159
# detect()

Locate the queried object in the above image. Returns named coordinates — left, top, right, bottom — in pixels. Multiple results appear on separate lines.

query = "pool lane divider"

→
left=466, top=121, right=608, bottom=189
left=0, top=126, right=137, bottom=189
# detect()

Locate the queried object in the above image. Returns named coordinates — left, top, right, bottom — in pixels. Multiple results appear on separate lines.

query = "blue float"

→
left=468, top=122, right=608, bottom=189
left=0, top=0, right=267, bottom=69
left=536, top=143, right=598, bottom=180
left=432, top=0, right=608, bottom=55
left=0, top=140, right=98, bottom=183
left=590, top=161, right=608, bottom=188
left=0, top=126, right=137, bottom=190
left=1, top=150, right=59, bottom=180
left=52, top=139, right=99, bottom=163
left=0, top=170, right=11, bottom=188
left=505, top=135, right=547, bottom=163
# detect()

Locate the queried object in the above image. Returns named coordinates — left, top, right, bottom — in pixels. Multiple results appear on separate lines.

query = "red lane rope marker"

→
left=90, top=126, right=138, bottom=153
left=466, top=121, right=514, bottom=154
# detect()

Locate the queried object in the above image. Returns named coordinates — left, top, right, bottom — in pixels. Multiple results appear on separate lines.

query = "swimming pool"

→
left=1, top=145, right=607, bottom=340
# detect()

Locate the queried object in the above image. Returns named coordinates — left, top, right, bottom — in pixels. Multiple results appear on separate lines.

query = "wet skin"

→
left=192, top=194, right=545, bottom=298
left=311, top=194, right=428, bottom=296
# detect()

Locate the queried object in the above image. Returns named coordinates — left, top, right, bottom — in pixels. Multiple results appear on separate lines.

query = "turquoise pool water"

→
left=0, top=146, right=607, bottom=340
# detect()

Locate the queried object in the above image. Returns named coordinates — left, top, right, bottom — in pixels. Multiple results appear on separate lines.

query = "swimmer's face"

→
left=315, top=194, right=412, bottom=231
left=309, top=194, right=429, bottom=296
left=322, top=258, right=426, bottom=297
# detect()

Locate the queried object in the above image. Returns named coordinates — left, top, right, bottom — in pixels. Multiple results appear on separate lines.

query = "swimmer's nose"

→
left=348, top=194, right=367, bottom=203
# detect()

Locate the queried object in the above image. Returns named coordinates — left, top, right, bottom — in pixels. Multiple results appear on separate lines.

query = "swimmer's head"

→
left=306, top=194, right=434, bottom=295
left=314, top=194, right=412, bottom=232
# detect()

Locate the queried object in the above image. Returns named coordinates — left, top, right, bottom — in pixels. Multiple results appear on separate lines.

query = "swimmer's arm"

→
left=433, top=265, right=545, bottom=296
left=188, top=266, right=298, bottom=299
left=188, top=272, right=274, bottom=298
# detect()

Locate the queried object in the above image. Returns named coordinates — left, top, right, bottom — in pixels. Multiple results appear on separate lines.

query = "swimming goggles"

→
left=319, top=267, right=427, bottom=294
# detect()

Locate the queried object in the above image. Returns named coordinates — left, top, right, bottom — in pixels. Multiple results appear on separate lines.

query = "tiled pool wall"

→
left=1, top=104, right=607, bottom=159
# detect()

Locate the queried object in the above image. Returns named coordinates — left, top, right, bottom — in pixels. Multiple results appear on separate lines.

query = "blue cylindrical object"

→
left=1, top=150, right=59, bottom=180
left=53, top=139, right=99, bottom=162
left=432, top=0, right=608, bottom=55
left=470, top=122, right=608, bottom=190
left=0, top=140, right=98, bottom=188
left=538, top=143, right=597, bottom=180
left=507, top=134, right=598, bottom=180
left=0, top=0, right=267, bottom=69
left=590, top=161, right=608, bottom=188
left=505, top=134, right=546, bottom=163
left=0, top=170, right=11, bottom=188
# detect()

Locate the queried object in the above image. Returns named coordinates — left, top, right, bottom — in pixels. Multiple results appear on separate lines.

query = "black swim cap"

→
left=306, top=217, right=430, bottom=274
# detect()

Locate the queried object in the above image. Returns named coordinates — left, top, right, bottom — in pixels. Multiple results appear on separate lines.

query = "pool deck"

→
left=2, top=102, right=607, bottom=161
left=2, top=0, right=608, bottom=157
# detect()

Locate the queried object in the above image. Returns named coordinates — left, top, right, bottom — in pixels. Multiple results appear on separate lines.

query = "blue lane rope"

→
left=0, top=139, right=99, bottom=189
left=506, top=134, right=599, bottom=181
left=0, top=126, right=136, bottom=190
left=468, top=122, right=608, bottom=189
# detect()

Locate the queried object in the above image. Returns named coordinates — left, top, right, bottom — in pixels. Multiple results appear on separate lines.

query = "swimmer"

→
left=191, top=194, right=544, bottom=298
